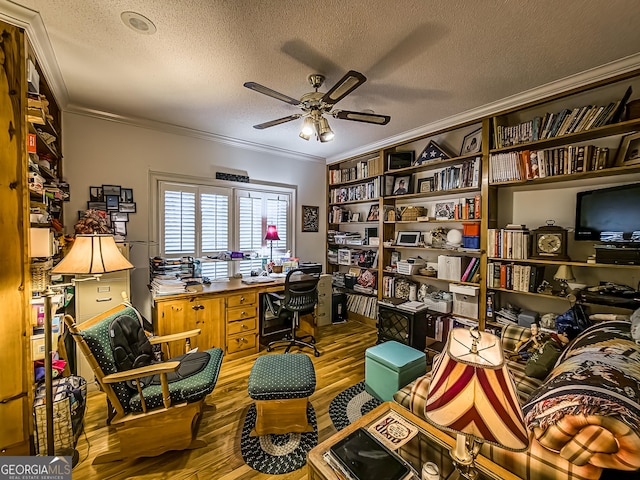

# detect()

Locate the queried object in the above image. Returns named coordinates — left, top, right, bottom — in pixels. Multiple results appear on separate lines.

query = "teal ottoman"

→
left=365, top=341, right=426, bottom=401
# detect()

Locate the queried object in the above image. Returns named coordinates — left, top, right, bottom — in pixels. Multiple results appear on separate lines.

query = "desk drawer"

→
left=227, top=333, right=257, bottom=354
left=227, top=292, right=257, bottom=308
left=227, top=317, right=257, bottom=335
left=227, top=305, right=257, bottom=323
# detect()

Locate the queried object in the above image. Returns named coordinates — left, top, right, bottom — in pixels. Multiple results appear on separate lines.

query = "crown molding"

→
left=67, top=107, right=325, bottom=163
left=1, top=0, right=69, bottom=108
left=327, top=52, right=640, bottom=164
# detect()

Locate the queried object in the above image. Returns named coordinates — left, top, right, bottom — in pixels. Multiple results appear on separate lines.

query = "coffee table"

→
left=308, top=402, right=519, bottom=480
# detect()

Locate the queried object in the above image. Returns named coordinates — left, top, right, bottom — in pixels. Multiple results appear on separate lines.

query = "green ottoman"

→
left=365, top=341, right=426, bottom=401
left=248, top=353, right=316, bottom=436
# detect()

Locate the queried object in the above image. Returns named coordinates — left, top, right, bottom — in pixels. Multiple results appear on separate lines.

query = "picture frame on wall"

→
left=119, top=202, right=137, bottom=213
left=460, top=127, right=482, bottom=155
left=89, top=186, right=103, bottom=202
left=615, top=132, right=640, bottom=166
left=111, top=212, right=128, bottom=222
left=113, top=221, right=127, bottom=236
left=88, top=201, right=106, bottom=211
left=102, top=184, right=121, bottom=197
left=302, top=205, right=319, bottom=232
left=105, top=194, right=120, bottom=211
left=120, top=188, right=134, bottom=203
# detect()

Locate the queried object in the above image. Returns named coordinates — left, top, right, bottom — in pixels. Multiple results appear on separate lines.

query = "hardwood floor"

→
left=72, top=320, right=377, bottom=479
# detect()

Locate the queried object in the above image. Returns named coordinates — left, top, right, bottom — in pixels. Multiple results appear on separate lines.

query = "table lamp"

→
left=424, top=328, right=528, bottom=479
left=41, top=235, right=133, bottom=459
left=553, top=264, right=575, bottom=297
left=264, top=225, right=280, bottom=263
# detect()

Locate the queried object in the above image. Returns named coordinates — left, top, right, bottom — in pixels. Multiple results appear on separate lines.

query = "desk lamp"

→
left=424, top=328, right=528, bottom=479
left=264, top=225, right=280, bottom=263
left=553, top=264, right=575, bottom=297
left=42, top=235, right=133, bottom=459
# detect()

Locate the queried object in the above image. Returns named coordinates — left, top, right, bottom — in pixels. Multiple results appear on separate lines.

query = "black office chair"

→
left=266, top=265, right=322, bottom=357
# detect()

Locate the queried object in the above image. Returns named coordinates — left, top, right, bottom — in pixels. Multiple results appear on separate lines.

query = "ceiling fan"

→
left=244, top=70, right=390, bottom=142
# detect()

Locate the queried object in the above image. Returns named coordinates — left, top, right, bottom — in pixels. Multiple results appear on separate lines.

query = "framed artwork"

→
left=367, top=204, right=379, bottom=221
left=113, top=221, right=127, bottom=236
left=417, top=177, right=434, bottom=193
left=434, top=201, right=456, bottom=220
left=391, top=175, right=412, bottom=196
left=395, top=231, right=421, bottom=246
left=387, top=151, right=414, bottom=170
left=102, top=184, right=121, bottom=196
left=615, top=132, right=640, bottom=166
left=89, top=186, right=103, bottom=202
left=111, top=212, right=128, bottom=222
left=119, top=202, right=137, bottom=213
left=120, top=188, right=134, bottom=203
left=350, top=212, right=360, bottom=222
left=302, top=205, right=319, bottom=232
left=415, top=140, right=452, bottom=165
left=87, top=201, right=106, bottom=211
left=460, top=127, right=482, bottom=155
left=105, top=194, right=120, bottom=210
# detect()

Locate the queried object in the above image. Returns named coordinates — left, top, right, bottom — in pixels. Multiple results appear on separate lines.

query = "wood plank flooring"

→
left=72, top=320, right=377, bottom=480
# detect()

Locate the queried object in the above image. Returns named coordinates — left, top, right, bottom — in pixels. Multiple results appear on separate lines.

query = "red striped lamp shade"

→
left=425, top=328, right=528, bottom=452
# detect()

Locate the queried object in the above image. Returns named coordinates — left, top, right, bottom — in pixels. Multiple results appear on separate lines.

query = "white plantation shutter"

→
left=162, top=185, right=196, bottom=255
left=238, top=195, right=264, bottom=251
left=201, top=190, right=229, bottom=254
left=266, top=195, right=288, bottom=251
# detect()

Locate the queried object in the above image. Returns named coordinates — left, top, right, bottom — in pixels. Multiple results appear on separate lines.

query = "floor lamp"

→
left=44, top=235, right=133, bottom=459
left=265, top=225, right=280, bottom=263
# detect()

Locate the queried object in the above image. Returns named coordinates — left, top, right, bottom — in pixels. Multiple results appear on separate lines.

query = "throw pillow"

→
left=525, top=340, right=561, bottom=379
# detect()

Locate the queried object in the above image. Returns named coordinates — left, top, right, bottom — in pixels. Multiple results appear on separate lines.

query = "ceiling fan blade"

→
left=334, top=110, right=390, bottom=125
left=253, top=114, right=301, bottom=130
left=244, top=82, right=301, bottom=106
left=321, top=70, right=367, bottom=106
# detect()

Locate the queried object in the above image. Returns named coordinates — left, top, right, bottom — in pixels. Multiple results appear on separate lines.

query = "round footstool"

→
left=248, top=353, right=316, bottom=436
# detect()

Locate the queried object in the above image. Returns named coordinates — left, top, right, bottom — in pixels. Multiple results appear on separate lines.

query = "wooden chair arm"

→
left=102, top=361, right=180, bottom=383
left=148, top=329, right=201, bottom=345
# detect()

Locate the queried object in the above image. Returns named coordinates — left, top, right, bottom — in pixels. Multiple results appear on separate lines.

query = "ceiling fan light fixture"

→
left=300, top=116, right=315, bottom=136
left=318, top=117, right=334, bottom=142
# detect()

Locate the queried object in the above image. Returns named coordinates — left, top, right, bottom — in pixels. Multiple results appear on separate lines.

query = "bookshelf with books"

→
left=486, top=71, right=640, bottom=320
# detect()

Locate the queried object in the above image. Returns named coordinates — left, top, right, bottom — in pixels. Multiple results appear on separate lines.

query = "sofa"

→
left=394, top=320, right=640, bottom=480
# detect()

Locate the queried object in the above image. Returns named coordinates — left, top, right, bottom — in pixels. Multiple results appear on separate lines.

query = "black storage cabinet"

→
left=377, top=302, right=437, bottom=351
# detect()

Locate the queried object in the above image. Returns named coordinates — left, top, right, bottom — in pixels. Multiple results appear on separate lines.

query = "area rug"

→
left=240, top=403, right=318, bottom=474
left=329, top=381, right=382, bottom=431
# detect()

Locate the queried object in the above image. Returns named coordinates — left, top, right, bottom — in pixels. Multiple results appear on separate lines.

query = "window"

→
left=156, top=176, right=293, bottom=277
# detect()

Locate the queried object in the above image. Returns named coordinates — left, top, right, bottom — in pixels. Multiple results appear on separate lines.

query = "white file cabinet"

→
left=74, top=243, right=130, bottom=389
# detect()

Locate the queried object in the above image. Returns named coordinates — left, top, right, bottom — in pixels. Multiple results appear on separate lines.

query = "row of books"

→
left=328, top=156, right=381, bottom=185
left=346, top=293, right=378, bottom=319
left=486, top=262, right=546, bottom=292
left=487, top=227, right=530, bottom=260
left=454, top=195, right=481, bottom=220
left=493, top=86, right=631, bottom=148
left=489, top=145, right=611, bottom=182
left=329, top=178, right=379, bottom=203
left=416, top=157, right=480, bottom=193
left=460, top=257, right=481, bottom=282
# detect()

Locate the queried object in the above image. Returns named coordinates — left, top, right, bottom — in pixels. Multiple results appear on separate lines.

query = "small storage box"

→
left=449, top=284, right=480, bottom=319
left=462, top=223, right=480, bottom=236
left=437, top=255, right=462, bottom=281
left=365, top=341, right=426, bottom=401
left=462, top=236, right=480, bottom=249
left=397, top=259, right=425, bottom=275
left=424, top=297, right=452, bottom=314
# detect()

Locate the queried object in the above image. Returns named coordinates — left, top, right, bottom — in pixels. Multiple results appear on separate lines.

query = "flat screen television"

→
left=574, top=183, right=640, bottom=241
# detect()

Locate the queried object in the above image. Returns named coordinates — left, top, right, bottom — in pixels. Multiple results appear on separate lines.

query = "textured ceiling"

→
left=5, top=0, right=640, bottom=161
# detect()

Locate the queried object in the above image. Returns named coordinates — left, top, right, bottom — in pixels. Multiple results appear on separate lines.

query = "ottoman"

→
left=248, top=353, right=316, bottom=436
left=365, top=341, right=426, bottom=401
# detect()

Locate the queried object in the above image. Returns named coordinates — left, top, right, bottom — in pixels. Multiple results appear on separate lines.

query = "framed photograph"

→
left=434, top=201, right=456, bottom=220
left=367, top=204, right=379, bottom=221
left=387, top=151, right=414, bottom=170
left=460, top=127, right=482, bottom=155
left=417, top=177, right=434, bottom=193
left=615, top=132, right=640, bottom=166
left=391, top=175, right=412, bottom=196
left=120, top=188, right=134, bottom=203
left=102, top=184, right=121, bottom=196
left=395, top=231, right=421, bottom=246
left=113, top=221, right=127, bottom=236
left=105, top=194, right=120, bottom=211
left=87, top=201, right=106, bottom=211
left=89, top=186, right=103, bottom=202
left=119, top=202, right=137, bottom=213
left=350, top=212, right=360, bottom=222
left=302, top=205, right=319, bottom=232
left=111, top=212, right=128, bottom=222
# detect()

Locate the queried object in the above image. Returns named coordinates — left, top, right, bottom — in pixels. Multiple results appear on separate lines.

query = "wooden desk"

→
left=152, top=276, right=316, bottom=360
left=308, top=402, right=519, bottom=480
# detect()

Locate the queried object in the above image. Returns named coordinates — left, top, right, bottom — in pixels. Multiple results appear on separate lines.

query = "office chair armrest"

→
left=102, top=361, right=181, bottom=383
left=148, top=329, right=201, bottom=345
left=267, top=292, right=285, bottom=301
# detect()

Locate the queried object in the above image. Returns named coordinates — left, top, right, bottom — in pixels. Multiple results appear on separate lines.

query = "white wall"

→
left=62, top=112, right=326, bottom=317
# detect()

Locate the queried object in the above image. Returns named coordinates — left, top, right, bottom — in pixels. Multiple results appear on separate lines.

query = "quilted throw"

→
left=523, top=321, right=640, bottom=432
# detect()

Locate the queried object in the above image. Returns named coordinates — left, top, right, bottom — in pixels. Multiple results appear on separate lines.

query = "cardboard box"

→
left=449, top=284, right=480, bottom=319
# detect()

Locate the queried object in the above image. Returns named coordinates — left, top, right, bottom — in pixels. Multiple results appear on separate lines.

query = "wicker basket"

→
left=399, top=206, right=425, bottom=221
left=31, top=259, right=53, bottom=292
